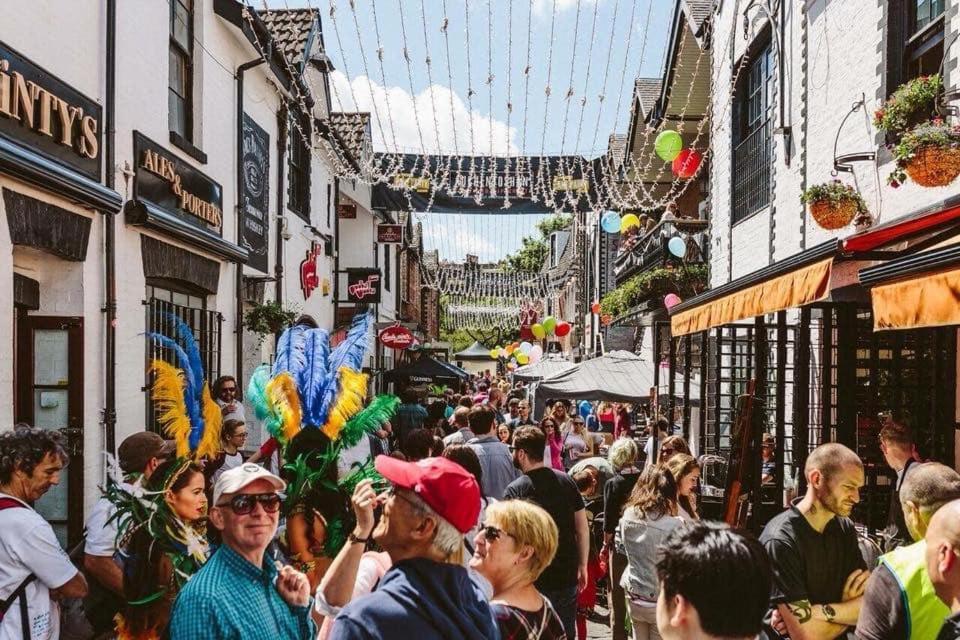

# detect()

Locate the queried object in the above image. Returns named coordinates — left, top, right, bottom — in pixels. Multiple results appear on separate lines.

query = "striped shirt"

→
left=169, top=544, right=314, bottom=640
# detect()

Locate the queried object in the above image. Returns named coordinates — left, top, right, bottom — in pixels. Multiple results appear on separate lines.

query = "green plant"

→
left=243, top=301, right=297, bottom=342
left=874, top=74, right=942, bottom=136
left=887, top=119, right=960, bottom=186
left=600, top=264, right=708, bottom=318
left=799, top=180, right=867, bottom=212
left=502, top=214, right=573, bottom=273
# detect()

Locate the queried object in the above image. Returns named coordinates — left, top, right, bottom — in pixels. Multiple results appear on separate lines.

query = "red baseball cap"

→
left=375, top=455, right=481, bottom=534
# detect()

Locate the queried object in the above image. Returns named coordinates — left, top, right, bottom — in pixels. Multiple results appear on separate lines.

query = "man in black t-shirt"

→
left=760, top=443, right=869, bottom=639
left=504, top=425, right=589, bottom=640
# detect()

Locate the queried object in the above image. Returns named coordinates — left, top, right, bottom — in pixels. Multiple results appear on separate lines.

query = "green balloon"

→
left=543, top=316, right=557, bottom=334
left=655, top=130, right=683, bottom=162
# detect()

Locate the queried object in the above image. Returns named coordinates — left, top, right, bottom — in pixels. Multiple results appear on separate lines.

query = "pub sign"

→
left=241, top=114, right=269, bottom=273
left=376, top=224, right=403, bottom=244
left=346, top=268, right=381, bottom=304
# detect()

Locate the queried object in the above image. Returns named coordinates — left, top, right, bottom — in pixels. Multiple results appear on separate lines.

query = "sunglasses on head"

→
left=480, top=524, right=512, bottom=542
left=218, top=492, right=281, bottom=515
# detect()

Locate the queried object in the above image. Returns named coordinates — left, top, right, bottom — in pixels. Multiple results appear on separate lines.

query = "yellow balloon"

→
left=489, top=349, right=500, bottom=360
left=620, top=214, right=641, bottom=232
left=516, top=353, right=530, bottom=365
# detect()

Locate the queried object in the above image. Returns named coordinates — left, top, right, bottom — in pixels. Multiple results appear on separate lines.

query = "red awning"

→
left=843, top=202, right=960, bottom=252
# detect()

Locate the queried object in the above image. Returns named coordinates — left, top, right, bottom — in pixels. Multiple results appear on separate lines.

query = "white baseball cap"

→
left=213, top=463, right=286, bottom=506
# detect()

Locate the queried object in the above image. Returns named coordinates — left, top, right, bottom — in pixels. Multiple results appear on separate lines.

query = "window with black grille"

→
left=886, top=0, right=945, bottom=96
left=169, top=0, right=193, bottom=141
left=288, top=112, right=312, bottom=221
left=144, top=284, right=222, bottom=432
left=732, top=41, right=773, bottom=224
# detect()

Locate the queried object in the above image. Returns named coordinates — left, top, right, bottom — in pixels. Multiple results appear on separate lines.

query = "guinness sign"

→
left=134, top=132, right=223, bottom=233
left=0, top=41, right=102, bottom=180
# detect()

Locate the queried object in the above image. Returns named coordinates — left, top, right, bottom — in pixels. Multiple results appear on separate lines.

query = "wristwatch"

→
left=348, top=531, right=370, bottom=544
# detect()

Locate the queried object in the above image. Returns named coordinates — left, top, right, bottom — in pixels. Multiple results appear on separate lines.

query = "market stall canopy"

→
left=512, top=357, right=577, bottom=382
left=383, top=355, right=470, bottom=384
left=537, top=350, right=655, bottom=402
left=453, top=341, right=493, bottom=361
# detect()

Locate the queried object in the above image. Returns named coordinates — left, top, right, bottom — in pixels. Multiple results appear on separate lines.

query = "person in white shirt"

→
left=0, top=425, right=87, bottom=640
left=442, top=407, right=474, bottom=448
left=82, top=431, right=175, bottom=633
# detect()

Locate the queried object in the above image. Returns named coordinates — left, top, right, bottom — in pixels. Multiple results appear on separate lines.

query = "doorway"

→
left=15, top=315, right=84, bottom=547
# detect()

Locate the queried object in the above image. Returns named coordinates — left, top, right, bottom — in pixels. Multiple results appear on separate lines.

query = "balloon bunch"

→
left=599, top=210, right=643, bottom=235
left=530, top=315, right=571, bottom=340
left=491, top=341, right=546, bottom=370
left=654, top=130, right=702, bottom=179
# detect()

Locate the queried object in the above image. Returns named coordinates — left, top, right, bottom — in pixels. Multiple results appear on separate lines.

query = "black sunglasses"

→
left=480, top=524, right=512, bottom=542
left=218, top=492, right=281, bottom=515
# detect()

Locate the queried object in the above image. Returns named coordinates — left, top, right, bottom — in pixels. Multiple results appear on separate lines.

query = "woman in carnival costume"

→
left=246, top=312, right=400, bottom=590
left=109, top=315, right=222, bottom=640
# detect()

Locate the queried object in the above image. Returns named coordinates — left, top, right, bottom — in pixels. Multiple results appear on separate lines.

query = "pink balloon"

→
left=664, top=294, right=682, bottom=309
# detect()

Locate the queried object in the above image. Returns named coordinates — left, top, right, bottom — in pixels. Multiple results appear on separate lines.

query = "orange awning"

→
left=671, top=258, right=834, bottom=336
left=871, top=265, right=960, bottom=330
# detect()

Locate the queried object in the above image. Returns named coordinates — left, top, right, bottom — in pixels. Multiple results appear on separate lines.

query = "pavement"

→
left=585, top=603, right=614, bottom=639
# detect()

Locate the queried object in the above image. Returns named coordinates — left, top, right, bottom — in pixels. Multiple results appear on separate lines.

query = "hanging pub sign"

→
left=376, top=223, right=403, bottom=244
left=337, top=202, right=357, bottom=218
left=134, top=131, right=223, bottom=233
left=345, top=268, right=381, bottom=303
left=240, top=114, right=269, bottom=273
left=0, top=41, right=102, bottom=181
left=300, top=241, right=322, bottom=299
left=378, top=322, right=415, bottom=350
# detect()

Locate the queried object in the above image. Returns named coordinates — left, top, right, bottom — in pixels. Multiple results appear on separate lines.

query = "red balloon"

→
left=555, top=321, right=571, bottom=337
left=590, top=301, right=601, bottom=314
left=672, top=149, right=702, bottom=179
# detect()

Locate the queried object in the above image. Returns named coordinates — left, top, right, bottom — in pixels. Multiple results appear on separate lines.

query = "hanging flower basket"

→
left=800, top=181, right=867, bottom=231
left=888, top=120, right=960, bottom=188
left=874, top=75, right=942, bottom=137
left=904, top=145, right=960, bottom=187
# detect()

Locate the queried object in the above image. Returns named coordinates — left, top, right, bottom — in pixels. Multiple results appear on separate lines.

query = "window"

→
left=887, top=0, right=945, bottom=94
left=144, top=284, right=222, bottom=431
left=169, top=0, right=193, bottom=141
left=732, top=41, right=773, bottom=224
left=288, top=112, right=312, bottom=220
left=384, top=244, right=391, bottom=292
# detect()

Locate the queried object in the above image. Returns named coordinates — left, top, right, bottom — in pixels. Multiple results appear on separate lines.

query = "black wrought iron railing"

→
left=732, top=119, right=771, bottom=223
left=143, top=297, right=223, bottom=431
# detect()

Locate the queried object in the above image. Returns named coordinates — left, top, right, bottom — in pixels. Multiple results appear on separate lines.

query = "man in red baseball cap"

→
left=329, top=456, right=497, bottom=640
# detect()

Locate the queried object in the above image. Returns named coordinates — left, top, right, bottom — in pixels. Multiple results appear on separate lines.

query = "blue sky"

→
left=266, top=0, right=673, bottom=260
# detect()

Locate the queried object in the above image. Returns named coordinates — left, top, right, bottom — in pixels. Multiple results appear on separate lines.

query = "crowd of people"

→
left=3, top=358, right=960, bottom=640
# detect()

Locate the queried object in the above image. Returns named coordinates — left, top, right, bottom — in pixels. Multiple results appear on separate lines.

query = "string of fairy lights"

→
left=237, top=0, right=763, bottom=331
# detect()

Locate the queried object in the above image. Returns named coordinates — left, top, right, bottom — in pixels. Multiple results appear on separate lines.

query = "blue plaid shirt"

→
left=169, top=544, right=315, bottom=640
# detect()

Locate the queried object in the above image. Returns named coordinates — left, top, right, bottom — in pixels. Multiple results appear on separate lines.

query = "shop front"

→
left=0, top=40, right=122, bottom=545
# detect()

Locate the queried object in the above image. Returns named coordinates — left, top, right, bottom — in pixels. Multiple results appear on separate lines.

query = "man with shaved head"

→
left=760, top=443, right=868, bottom=639
left=856, top=463, right=960, bottom=640
left=926, top=499, right=960, bottom=639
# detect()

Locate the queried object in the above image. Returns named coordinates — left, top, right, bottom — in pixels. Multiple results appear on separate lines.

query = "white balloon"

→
left=519, top=341, right=533, bottom=354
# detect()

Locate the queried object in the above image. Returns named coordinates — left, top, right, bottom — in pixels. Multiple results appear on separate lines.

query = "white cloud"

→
left=328, top=71, right=519, bottom=155
left=421, top=219, right=500, bottom=262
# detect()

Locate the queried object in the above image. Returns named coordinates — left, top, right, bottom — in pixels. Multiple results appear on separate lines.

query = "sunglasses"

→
left=480, top=524, right=513, bottom=542
left=221, top=387, right=237, bottom=393
left=217, top=492, right=281, bottom=515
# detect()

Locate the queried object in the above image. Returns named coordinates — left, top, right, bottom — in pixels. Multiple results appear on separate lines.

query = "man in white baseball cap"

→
left=170, top=463, right=314, bottom=639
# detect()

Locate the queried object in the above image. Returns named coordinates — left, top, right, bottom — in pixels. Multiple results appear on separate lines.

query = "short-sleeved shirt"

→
left=854, top=563, right=907, bottom=640
left=0, top=493, right=79, bottom=640
left=491, top=601, right=567, bottom=640
left=84, top=479, right=139, bottom=557
left=468, top=435, right=520, bottom=500
left=504, top=467, right=585, bottom=591
left=603, top=470, right=641, bottom=536
left=395, top=403, right=428, bottom=443
left=759, top=506, right=866, bottom=609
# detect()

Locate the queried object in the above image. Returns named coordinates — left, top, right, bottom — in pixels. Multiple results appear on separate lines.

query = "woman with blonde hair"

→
left=562, top=415, right=595, bottom=469
left=657, top=435, right=690, bottom=464
left=470, top=500, right=566, bottom=639
left=664, top=453, right=700, bottom=520
left=619, top=466, right=682, bottom=640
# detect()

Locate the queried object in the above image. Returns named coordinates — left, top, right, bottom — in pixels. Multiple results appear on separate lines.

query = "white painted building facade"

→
left=0, top=0, right=367, bottom=544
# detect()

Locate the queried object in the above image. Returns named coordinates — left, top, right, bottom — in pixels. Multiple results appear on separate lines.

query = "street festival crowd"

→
left=2, top=314, right=960, bottom=640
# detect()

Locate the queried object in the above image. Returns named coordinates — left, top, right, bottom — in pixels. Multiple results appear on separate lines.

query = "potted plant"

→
left=243, top=301, right=297, bottom=343
left=888, top=119, right=960, bottom=188
left=874, top=74, right=942, bottom=137
left=800, top=181, right=868, bottom=230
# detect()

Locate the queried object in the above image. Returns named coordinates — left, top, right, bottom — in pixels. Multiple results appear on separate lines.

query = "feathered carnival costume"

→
left=245, top=311, right=399, bottom=587
left=108, top=314, right=221, bottom=640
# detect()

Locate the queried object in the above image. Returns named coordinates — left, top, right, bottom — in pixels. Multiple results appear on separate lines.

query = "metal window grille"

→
left=732, top=43, right=772, bottom=224
left=144, top=296, right=223, bottom=432
left=288, top=114, right=312, bottom=219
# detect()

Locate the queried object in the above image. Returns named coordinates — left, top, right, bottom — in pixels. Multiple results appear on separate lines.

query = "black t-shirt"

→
left=854, top=563, right=907, bottom=640
left=504, top=467, right=585, bottom=591
left=603, top=470, right=641, bottom=535
left=759, top=506, right=866, bottom=608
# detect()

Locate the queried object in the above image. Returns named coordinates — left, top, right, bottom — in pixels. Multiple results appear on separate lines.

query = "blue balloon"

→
left=668, top=236, right=687, bottom=258
left=601, top=211, right=621, bottom=234
left=578, top=400, right=592, bottom=418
